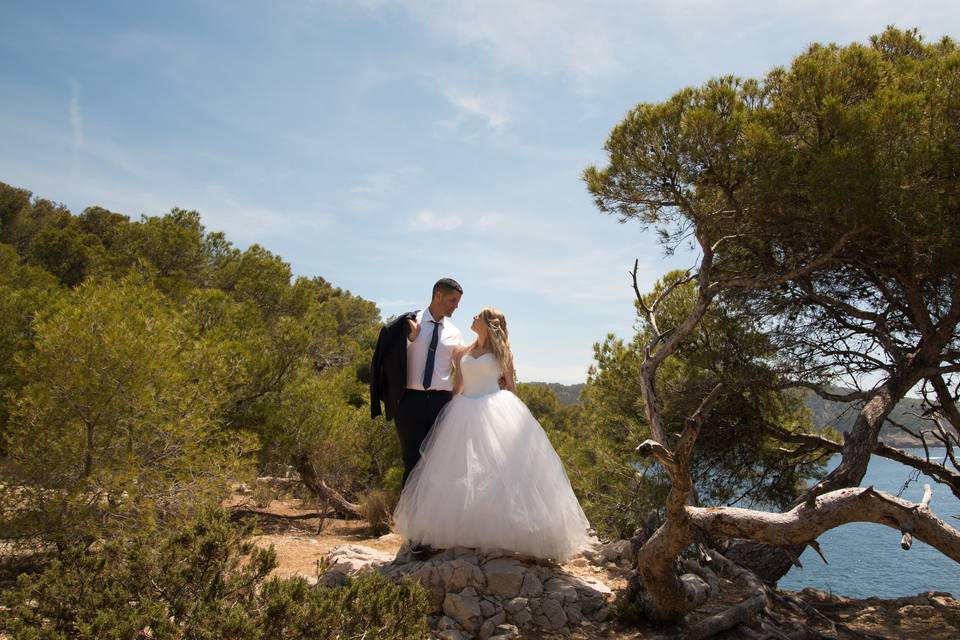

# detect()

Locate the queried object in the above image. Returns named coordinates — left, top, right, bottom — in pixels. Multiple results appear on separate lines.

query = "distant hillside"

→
left=525, top=382, right=585, bottom=405
left=802, top=387, right=955, bottom=448
left=528, top=381, right=953, bottom=448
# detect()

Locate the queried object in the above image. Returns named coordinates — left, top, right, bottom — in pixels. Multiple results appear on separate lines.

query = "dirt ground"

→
left=240, top=497, right=960, bottom=639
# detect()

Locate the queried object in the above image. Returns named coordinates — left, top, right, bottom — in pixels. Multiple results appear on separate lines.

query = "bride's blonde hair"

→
left=477, top=307, right=514, bottom=375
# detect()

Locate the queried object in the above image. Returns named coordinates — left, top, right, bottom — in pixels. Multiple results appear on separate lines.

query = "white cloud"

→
left=407, top=209, right=464, bottom=232
left=395, top=0, right=624, bottom=81
left=68, top=79, right=83, bottom=149
left=349, top=166, right=424, bottom=213
left=187, top=184, right=330, bottom=242
left=439, top=86, right=511, bottom=131
left=377, top=298, right=419, bottom=309
left=339, top=0, right=960, bottom=92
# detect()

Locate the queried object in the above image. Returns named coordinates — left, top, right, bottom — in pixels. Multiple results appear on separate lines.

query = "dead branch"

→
left=294, top=455, right=363, bottom=518
left=229, top=506, right=332, bottom=523
left=687, top=485, right=960, bottom=563
left=766, top=422, right=960, bottom=499
left=900, top=483, right=933, bottom=550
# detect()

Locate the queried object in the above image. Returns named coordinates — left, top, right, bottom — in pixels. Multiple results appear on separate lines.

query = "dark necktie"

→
left=422, top=320, right=440, bottom=389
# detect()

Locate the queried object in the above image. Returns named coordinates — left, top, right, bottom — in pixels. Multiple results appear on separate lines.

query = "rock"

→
left=510, top=607, right=533, bottom=627
left=504, top=596, right=528, bottom=614
left=533, top=566, right=555, bottom=582
left=588, top=605, right=610, bottom=623
left=443, top=591, right=483, bottom=632
left=601, top=539, right=632, bottom=564
left=488, top=611, right=507, bottom=627
left=580, top=592, right=605, bottom=615
left=571, top=574, right=612, bottom=596
left=478, top=618, right=497, bottom=640
left=438, top=561, right=454, bottom=585
left=801, top=587, right=832, bottom=602
left=410, top=563, right=445, bottom=611
left=437, top=616, right=459, bottom=630
left=899, top=604, right=937, bottom=619
left=324, top=544, right=394, bottom=575
left=480, top=598, right=497, bottom=618
left=564, top=602, right=583, bottom=624
left=519, top=572, right=544, bottom=598
left=483, top=558, right=527, bottom=598
left=489, top=623, right=521, bottom=639
left=543, top=577, right=578, bottom=603
left=316, top=569, right=348, bottom=587
left=931, top=596, right=953, bottom=608
left=538, top=597, right=567, bottom=630
left=378, top=532, right=402, bottom=544
left=378, top=546, right=616, bottom=638
left=446, top=558, right=485, bottom=591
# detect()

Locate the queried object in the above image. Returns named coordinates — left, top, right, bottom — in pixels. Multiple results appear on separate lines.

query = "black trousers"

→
left=395, top=389, right=452, bottom=486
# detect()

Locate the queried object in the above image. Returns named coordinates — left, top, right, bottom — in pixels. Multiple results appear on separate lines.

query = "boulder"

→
left=443, top=590, right=483, bottom=632
left=324, top=544, right=394, bottom=575
left=482, top=558, right=527, bottom=598
left=334, top=545, right=615, bottom=639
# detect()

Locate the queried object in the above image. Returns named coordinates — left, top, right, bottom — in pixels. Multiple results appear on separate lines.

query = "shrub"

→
left=0, top=509, right=430, bottom=640
left=0, top=277, right=253, bottom=548
left=359, top=488, right=397, bottom=536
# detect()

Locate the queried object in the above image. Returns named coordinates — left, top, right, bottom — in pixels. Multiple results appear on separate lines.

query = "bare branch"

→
left=788, top=381, right=874, bottom=403
left=688, top=486, right=960, bottom=564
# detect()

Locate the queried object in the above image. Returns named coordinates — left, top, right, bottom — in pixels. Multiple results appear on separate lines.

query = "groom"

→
left=370, top=278, right=464, bottom=486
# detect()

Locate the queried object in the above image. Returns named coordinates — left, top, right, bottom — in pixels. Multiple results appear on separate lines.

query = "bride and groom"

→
left=370, top=278, right=592, bottom=562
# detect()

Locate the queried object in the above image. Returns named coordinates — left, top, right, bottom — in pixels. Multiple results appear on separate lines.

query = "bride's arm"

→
left=452, top=346, right=466, bottom=395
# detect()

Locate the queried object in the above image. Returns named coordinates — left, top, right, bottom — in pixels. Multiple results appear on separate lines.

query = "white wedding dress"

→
left=392, top=352, right=592, bottom=562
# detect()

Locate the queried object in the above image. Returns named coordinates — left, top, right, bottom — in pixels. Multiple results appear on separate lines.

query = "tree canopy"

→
left=585, top=26, right=960, bottom=623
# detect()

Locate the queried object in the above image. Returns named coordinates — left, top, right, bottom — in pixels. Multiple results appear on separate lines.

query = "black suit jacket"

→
left=370, top=311, right=417, bottom=421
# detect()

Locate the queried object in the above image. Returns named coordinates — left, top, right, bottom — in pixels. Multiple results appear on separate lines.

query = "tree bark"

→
left=805, top=384, right=901, bottom=498
left=293, top=455, right=362, bottom=518
left=688, top=486, right=960, bottom=564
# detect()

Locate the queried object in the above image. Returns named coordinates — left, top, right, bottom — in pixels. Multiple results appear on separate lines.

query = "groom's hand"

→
left=406, top=318, right=421, bottom=341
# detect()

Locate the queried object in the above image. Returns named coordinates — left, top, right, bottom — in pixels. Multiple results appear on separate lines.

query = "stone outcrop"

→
left=318, top=543, right=614, bottom=639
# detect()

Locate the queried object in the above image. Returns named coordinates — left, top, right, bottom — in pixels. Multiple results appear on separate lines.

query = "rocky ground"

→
left=245, top=497, right=960, bottom=639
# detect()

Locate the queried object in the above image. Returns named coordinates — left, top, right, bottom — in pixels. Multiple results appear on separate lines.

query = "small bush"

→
left=359, top=488, right=397, bottom=536
left=0, top=508, right=429, bottom=640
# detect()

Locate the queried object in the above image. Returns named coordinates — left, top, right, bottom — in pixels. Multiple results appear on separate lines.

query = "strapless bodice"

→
left=460, top=352, right=501, bottom=397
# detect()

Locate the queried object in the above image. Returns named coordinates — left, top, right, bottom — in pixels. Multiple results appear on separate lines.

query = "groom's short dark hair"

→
left=433, top=278, right=463, bottom=296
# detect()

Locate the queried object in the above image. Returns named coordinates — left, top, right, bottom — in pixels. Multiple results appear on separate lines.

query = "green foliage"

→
left=531, top=273, right=826, bottom=539
left=1, top=277, right=254, bottom=546
left=516, top=383, right=575, bottom=432
left=0, top=509, right=430, bottom=640
left=584, top=27, right=960, bottom=388
left=0, top=245, right=60, bottom=454
left=0, top=180, right=395, bottom=542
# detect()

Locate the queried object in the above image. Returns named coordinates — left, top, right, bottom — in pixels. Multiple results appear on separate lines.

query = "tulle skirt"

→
left=392, top=390, right=592, bottom=562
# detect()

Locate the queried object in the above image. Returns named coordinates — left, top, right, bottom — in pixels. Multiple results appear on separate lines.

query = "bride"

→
left=392, top=307, right=592, bottom=562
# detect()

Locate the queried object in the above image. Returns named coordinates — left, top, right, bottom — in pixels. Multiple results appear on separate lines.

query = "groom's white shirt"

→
left=406, top=308, right=464, bottom=391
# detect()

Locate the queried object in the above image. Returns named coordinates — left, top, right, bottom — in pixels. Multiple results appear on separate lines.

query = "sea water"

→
left=778, top=449, right=960, bottom=598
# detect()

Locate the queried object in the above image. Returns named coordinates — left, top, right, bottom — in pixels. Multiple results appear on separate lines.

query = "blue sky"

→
left=2, top=1, right=958, bottom=383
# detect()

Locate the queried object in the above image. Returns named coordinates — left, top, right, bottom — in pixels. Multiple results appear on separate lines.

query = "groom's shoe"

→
left=410, top=543, right=434, bottom=560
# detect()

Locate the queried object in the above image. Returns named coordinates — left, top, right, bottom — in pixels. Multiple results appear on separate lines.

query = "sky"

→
left=2, top=1, right=959, bottom=383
